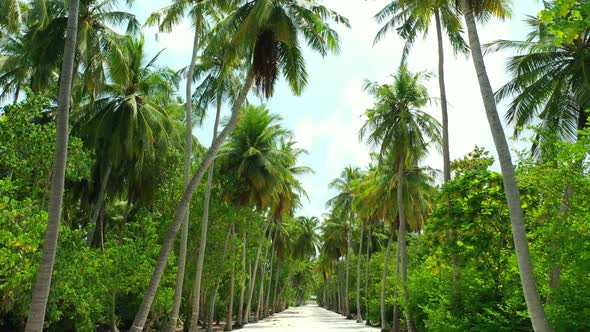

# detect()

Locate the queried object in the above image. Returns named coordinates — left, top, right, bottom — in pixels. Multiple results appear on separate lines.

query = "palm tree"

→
left=320, top=213, right=348, bottom=314
left=43, top=0, right=137, bottom=94
left=360, top=61, right=441, bottom=331
left=491, top=15, right=590, bottom=152
left=218, top=104, right=296, bottom=325
left=130, top=1, right=345, bottom=328
left=147, top=3, right=242, bottom=328
left=293, top=216, right=321, bottom=261
left=185, top=38, right=244, bottom=332
left=327, top=166, right=362, bottom=319
left=459, top=1, right=551, bottom=330
left=374, top=0, right=467, bottom=186
left=491, top=10, right=590, bottom=303
left=24, top=1, right=80, bottom=331
left=146, top=2, right=215, bottom=329
left=75, top=36, right=183, bottom=247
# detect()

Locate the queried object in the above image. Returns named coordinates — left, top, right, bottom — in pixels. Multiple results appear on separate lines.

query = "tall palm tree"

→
left=320, top=213, right=348, bottom=314
left=374, top=0, right=467, bottom=185
left=491, top=10, right=590, bottom=303
left=360, top=61, right=441, bottom=331
left=24, top=1, right=80, bottom=331
left=218, top=105, right=297, bottom=325
left=327, top=166, right=362, bottom=319
left=75, top=36, right=183, bottom=247
left=459, top=1, right=551, bottom=330
left=146, top=2, right=222, bottom=329
left=130, top=2, right=345, bottom=328
left=185, top=38, right=244, bottom=332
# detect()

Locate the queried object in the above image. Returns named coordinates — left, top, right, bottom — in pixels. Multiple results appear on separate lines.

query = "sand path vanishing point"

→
left=241, top=305, right=381, bottom=332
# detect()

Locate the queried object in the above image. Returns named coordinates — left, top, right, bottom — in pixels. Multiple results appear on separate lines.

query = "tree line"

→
left=314, top=1, right=589, bottom=332
left=1, top=1, right=589, bottom=332
left=1, top=0, right=345, bottom=331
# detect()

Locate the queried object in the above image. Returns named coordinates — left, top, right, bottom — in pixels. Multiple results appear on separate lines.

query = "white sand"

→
left=241, top=305, right=381, bottom=331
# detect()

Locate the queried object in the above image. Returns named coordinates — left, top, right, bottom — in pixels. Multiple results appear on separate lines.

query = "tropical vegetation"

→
left=1, top=1, right=589, bottom=332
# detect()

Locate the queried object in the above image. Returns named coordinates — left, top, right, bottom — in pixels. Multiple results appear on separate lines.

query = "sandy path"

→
left=241, top=305, right=381, bottom=331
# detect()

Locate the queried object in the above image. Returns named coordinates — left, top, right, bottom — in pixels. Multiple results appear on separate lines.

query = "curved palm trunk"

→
left=24, top=2, right=79, bottom=331
left=188, top=92, right=224, bottom=332
left=243, top=223, right=268, bottom=324
left=166, top=19, right=201, bottom=332
left=365, top=224, right=372, bottom=325
left=380, top=230, right=393, bottom=330
left=461, top=3, right=551, bottom=331
left=345, top=221, right=352, bottom=319
left=130, top=68, right=255, bottom=332
left=355, top=221, right=365, bottom=322
left=236, top=231, right=247, bottom=326
left=87, top=163, right=112, bottom=247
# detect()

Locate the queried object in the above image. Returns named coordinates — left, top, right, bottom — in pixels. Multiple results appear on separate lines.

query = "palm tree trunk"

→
left=207, top=228, right=232, bottom=332
left=166, top=18, right=201, bottom=332
left=345, top=220, right=352, bottom=319
left=380, top=230, right=393, bottom=330
left=130, top=68, right=256, bottom=332
left=265, top=226, right=279, bottom=316
left=87, top=163, right=112, bottom=247
left=434, top=10, right=461, bottom=310
left=237, top=231, right=247, bottom=327
left=244, top=223, right=268, bottom=324
left=337, top=262, right=343, bottom=314
left=391, top=244, right=400, bottom=332
left=24, top=1, right=79, bottom=331
left=256, top=245, right=268, bottom=321
left=461, top=3, right=551, bottom=331
left=225, top=227, right=236, bottom=331
left=110, top=292, right=120, bottom=332
left=356, top=221, right=365, bottom=322
left=188, top=91, right=224, bottom=332
left=365, top=224, right=372, bottom=325
left=396, top=160, right=415, bottom=332
left=272, top=261, right=281, bottom=313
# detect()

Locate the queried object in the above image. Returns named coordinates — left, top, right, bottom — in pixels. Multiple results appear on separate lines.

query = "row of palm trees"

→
left=315, top=1, right=588, bottom=332
left=0, top=0, right=346, bottom=331
left=2, top=0, right=587, bottom=330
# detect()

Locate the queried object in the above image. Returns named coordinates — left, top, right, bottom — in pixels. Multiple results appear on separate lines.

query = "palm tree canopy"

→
left=74, top=36, right=184, bottom=205
left=0, top=0, right=139, bottom=99
left=490, top=14, right=590, bottom=155
left=218, top=104, right=296, bottom=210
left=359, top=60, right=442, bottom=164
left=374, top=0, right=468, bottom=54
left=293, top=216, right=321, bottom=261
left=216, top=0, right=349, bottom=98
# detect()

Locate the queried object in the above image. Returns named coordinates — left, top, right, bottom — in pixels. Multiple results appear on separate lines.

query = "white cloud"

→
left=294, top=120, right=315, bottom=150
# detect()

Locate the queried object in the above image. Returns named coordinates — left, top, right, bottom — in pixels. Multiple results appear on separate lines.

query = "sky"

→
left=132, top=0, right=544, bottom=219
